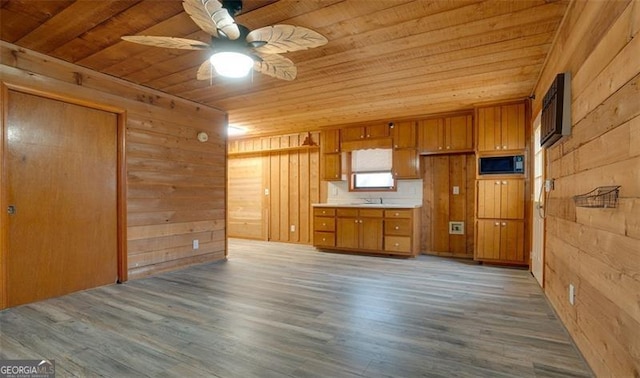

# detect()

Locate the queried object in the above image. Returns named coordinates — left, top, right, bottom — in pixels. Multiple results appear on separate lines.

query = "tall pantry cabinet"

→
left=474, top=101, right=529, bottom=265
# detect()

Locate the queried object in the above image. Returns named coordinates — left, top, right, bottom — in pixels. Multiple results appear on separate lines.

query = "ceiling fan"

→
left=121, top=0, right=328, bottom=81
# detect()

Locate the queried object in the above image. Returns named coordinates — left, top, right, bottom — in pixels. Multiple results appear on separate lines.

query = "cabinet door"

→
left=476, top=220, right=501, bottom=260
left=361, top=218, right=383, bottom=250
left=366, top=123, right=390, bottom=138
left=393, top=121, right=416, bottom=148
left=500, top=103, right=526, bottom=151
left=477, top=180, right=502, bottom=218
left=341, top=126, right=366, bottom=141
left=500, top=220, right=525, bottom=262
left=336, top=217, right=359, bottom=249
left=500, top=179, right=525, bottom=219
left=418, top=118, right=443, bottom=152
left=321, top=129, right=340, bottom=153
left=393, top=149, right=420, bottom=179
left=476, top=106, right=501, bottom=152
left=446, top=114, right=473, bottom=151
left=322, top=153, right=341, bottom=181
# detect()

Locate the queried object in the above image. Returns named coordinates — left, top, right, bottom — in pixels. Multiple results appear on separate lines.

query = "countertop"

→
left=312, top=203, right=421, bottom=209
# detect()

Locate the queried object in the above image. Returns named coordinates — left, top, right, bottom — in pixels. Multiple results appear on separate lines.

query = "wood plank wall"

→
left=421, top=154, right=475, bottom=258
left=0, top=42, right=227, bottom=281
left=228, top=155, right=264, bottom=239
left=530, top=1, right=640, bottom=376
left=227, top=132, right=321, bottom=244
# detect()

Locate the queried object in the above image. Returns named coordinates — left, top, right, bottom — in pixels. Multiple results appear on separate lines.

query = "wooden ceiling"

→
left=1, top=0, right=569, bottom=137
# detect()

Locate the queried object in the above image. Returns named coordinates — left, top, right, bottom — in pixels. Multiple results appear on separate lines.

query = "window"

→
left=350, top=149, right=395, bottom=191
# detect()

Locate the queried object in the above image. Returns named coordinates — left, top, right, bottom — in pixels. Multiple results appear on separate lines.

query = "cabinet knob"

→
left=355, top=219, right=358, bottom=223
left=501, top=222, right=507, bottom=226
left=496, top=146, right=501, bottom=150
left=438, top=146, right=443, bottom=150
left=360, top=135, right=364, bottom=138
left=394, top=243, right=400, bottom=247
left=495, top=222, right=500, bottom=226
left=322, top=210, right=326, bottom=214
left=503, top=145, right=507, bottom=149
left=502, top=181, right=507, bottom=185
left=394, top=212, right=399, bottom=216
left=366, top=134, right=371, bottom=138
left=360, top=220, right=363, bottom=223
left=322, top=223, right=326, bottom=226
left=446, top=146, right=450, bottom=149
left=495, top=181, right=500, bottom=185
left=394, top=226, right=400, bottom=230
left=395, top=144, right=398, bottom=148
left=322, top=238, right=326, bottom=241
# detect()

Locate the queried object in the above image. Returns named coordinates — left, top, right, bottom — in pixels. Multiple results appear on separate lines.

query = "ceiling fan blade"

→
left=247, top=25, right=328, bottom=54
left=183, top=0, right=241, bottom=40
left=255, top=53, right=297, bottom=81
left=121, top=36, right=210, bottom=50
left=196, top=59, right=213, bottom=80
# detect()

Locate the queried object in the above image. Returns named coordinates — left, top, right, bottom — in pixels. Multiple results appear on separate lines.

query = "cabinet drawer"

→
left=384, top=209, right=413, bottom=218
left=359, top=209, right=384, bottom=218
left=314, top=232, right=335, bottom=247
left=314, top=217, right=335, bottom=232
left=337, top=208, right=359, bottom=217
left=385, top=236, right=412, bottom=253
left=314, top=208, right=336, bottom=216
left=384, top=219, right=412, bottom=236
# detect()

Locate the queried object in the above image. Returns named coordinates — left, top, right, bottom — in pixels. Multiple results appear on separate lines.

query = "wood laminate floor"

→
left=1, top=239, right=592, bottom=377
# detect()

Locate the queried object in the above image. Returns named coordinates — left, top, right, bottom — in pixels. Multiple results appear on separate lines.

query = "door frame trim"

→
left=0, top=82, right=128, bottom=309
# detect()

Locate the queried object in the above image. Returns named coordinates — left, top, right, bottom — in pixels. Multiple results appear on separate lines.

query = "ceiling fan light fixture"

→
left=210, top=51, right=254, bottom=78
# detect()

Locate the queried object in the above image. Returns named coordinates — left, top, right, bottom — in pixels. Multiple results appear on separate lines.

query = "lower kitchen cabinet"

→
left=313, top=205, right=421, bottom=257
left=313, top=208, right=336, bottom=247
left=475, top=219, right=525, bottom=263
left=336, top=209, right=383, bottom=250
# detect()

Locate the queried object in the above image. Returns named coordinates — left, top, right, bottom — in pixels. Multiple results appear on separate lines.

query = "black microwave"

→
left=479, top=155, right=524, bottom=175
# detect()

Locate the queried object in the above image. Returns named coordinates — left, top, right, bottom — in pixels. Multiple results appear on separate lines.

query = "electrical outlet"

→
left=264, top=188, right=270, bottom=196
left=193, top=239, right=199, bottom=250
left=453, top=186, right=460, bottom=195
left=569, top=283, right=575, bottom=305
left=290, top=225, right=296, bottom=232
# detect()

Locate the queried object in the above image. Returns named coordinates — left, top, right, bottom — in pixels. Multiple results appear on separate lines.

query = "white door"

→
left=531, top=112, right=545, bottom=287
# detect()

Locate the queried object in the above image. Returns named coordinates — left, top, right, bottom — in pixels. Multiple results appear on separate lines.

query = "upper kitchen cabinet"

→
left=341, top=122, right=390, bottom=142
left=393, top=148, right=420, bottom=179
left=321, top=129, right=341, bottom=181
left=418, top=113, right=473, bottom=154
left=476, top=102, right=526, bottom=152
left=392, top=121, right=417, bottom=148
left=321, top=129, right=340, bottom=153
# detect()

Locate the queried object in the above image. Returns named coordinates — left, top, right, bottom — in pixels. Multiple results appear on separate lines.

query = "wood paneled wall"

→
left=421, top=154, right=475, bottom=258
left=0, top=42, right=227, bottom=281
left=227, top=132, right=321, bottom=244
left=531, top=1, right=640, bottom=376
left=228, top=155, right=264, bottom=239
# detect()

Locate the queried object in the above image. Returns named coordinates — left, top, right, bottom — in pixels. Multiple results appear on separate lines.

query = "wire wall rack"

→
left=573, top=186, right=621, bottom=208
